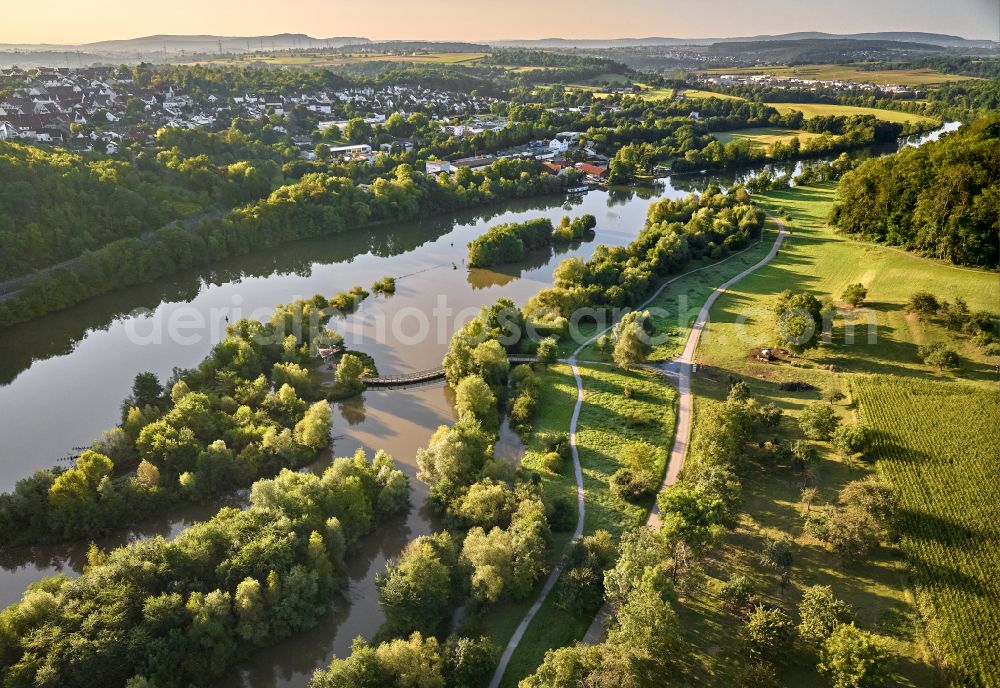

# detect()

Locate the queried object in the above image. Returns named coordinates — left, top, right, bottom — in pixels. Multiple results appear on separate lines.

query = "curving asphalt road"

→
left=488, top=220, right=787, bottom=685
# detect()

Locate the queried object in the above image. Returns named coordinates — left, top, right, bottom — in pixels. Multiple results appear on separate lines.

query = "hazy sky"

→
left=3, top=0, right=998, bottom=44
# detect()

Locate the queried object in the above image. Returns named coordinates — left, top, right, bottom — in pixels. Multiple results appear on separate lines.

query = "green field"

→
left=768, top=102, right=938, bottom=124
left=699, top=63, right=978, bottom=87
left=856, top=377, right=1000, bottom=688
left=713, top=126, right=825, bottom=149
left=492, top=364, right=677, bottom=687
left=678, top=182, right=999, bottom=686
left=680, top=88, right=746, bottom=101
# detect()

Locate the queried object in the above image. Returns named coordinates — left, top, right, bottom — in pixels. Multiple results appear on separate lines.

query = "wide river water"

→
left=0, top=122, right=956, bottom=686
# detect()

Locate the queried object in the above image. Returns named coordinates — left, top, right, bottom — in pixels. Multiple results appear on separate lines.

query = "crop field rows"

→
left=855, top=375, right=1000, bottom=688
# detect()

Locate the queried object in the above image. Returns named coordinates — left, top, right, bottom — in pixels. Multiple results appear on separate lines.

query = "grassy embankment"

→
left=768, top=102, right=938, bottom=124
left=698, top=63, right=978, bottom=87
left=679, top=88, right=747, bottom=101
left=676, top=181, right=998, bottom=686
left=469, top=362, right=677, bottom=688
left=712, top=126, right=825, bottom=149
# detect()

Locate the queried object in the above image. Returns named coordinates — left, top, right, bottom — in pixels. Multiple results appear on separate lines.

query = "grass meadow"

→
left=680, top=181, right=999, bottom=686
left=699, top=63, right=978, bottom=87
left=768, top=102, right=939, bottom=124
left=712, top=126, right=825, bottom=149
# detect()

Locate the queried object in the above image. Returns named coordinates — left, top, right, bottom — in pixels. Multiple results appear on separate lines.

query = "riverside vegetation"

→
left=0, top=286, right=374, bottom=545
left=0, top=51, right=996, bottom=688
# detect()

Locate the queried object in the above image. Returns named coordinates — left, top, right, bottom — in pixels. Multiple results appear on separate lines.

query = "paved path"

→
left=487, top=223, right=785, bottom=686
left=582, top=218, right=788, bottom=644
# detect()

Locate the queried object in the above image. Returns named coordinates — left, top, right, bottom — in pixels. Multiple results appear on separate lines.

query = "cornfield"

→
left=855, top=375, right=1000, bottom=688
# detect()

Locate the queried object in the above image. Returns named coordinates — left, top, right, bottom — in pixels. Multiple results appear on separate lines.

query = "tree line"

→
left=830, top=114, right=999, bottom=268
left=466, top=214, right=596, bottom=267
left=0, top=159, right=578, bottom=328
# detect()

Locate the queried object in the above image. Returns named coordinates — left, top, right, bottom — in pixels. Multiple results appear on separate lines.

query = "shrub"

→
left=841, top=283, right=868, bottom=308
left=917, top=343, right=961, bottom=370
left=831, top=424, right=871, bottom=458
left=371, top=276, right=396, bottom=295
left=542, top=451, right=564, bottom=474
left=798, top=403, right=840, bottom=440
left=818, top=624, right=892, bottom=688
left=745, top=605, right=796, bottom=662
left=720, top=574, right=756, bottom=614
left=798, top=585, right=854, bottom=645
left=905, top=291, right=939, bottom=319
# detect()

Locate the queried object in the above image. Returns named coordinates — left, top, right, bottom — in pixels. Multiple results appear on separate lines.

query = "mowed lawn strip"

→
left=713, top=127, right=825, bottom=149
left=699, top=63, right=977, bottom=87
left=497, top=364, right=678, bottom=687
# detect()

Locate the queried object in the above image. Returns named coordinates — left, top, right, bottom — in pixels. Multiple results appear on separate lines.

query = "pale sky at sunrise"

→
left=3, top=0, right=998, bottom=45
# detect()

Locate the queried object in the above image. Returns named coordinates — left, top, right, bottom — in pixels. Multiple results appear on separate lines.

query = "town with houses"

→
left=694, top=71, right=922, bottom=95
left=0, top=65, right=612, bottom=180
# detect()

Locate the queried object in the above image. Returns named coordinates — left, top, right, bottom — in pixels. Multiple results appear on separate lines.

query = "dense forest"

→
left=0, top=145, right=204, bottom=279
left=830, top=114, right=999, bottom=268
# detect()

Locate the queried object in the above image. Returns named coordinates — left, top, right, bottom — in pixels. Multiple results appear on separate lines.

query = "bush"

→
left=841, top=283, right=868, bottom=308
left=371, top=276, right=396, bottom=295
left=818, top=624, right=892, bottom=688
left=905, top=291, right=939, bottom=318
left=546, top=493, right=577, bottom=532
left=917, top=343, right=961, bottom=370
left=745, top=605, right=796, bottom=662
left=720, top=574, right=756, bottom=615
left=798, top=585, right=854, bottom=645
left=610, top=467, right=652, bottom=501
left=798, top=403, right=840, bottom=440
left=831, top=424, right=871, bottom=458
left=542, top=451, right=564, bottom=474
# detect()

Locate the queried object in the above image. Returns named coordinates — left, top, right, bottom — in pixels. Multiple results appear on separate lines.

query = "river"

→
left=0, top=122, right=957, bottom=685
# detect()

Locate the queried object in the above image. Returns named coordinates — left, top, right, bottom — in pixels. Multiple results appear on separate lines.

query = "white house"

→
left=425, top=159, right=453, bottom=175
left=327, top=144, right=374, bottom=162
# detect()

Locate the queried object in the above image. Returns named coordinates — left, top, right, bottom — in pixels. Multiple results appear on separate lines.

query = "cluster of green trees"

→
left=306, top=301, right=563, bottom=681
left=310, top=632, right=499, bottom=688
left=524, top=186, right=765, bottom=332
left=677, top=115, right=909, bottom=173
left=466, top=214, right=596, bottom=267
left=0, top=452, right=409, bottom=687
left=521, top=383, right=779, bottom=685
left=523, top=528, right=687, bottom=686
left=0, top=287, right=370, bottom=545
left=0, top=158, right=575, bottom=327
left=0, top=142, right=204, bottom=279
left=829, top=114, right=999, bottom=268
left=905, top=290, right=999, bottom=359
left=467, top=218, right=556, bottom=267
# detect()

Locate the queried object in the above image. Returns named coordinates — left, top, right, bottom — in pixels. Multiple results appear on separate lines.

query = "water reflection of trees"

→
left=0, top=195, right=571, bottom=385
left=465, top=236, right=590, bottom=290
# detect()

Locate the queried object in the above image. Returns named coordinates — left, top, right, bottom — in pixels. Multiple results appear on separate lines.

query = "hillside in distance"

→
left=0, top=33, right=370, bottom=55
left=490, top=31, right=998, bottom=49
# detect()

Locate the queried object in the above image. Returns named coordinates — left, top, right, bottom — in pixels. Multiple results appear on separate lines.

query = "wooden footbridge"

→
left=360, top=354, right=538, bottom=388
